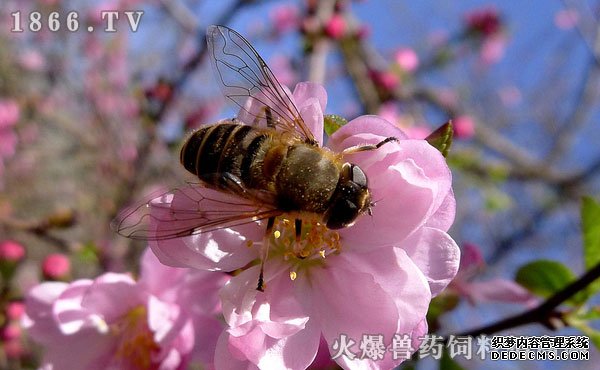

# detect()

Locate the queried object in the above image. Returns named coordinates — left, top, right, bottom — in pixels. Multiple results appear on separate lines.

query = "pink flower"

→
left=0, top=129, right=17, bottom=158
left=269, top=55, right=298, bottom=87
left=0, top=99, right=20, bottom=161
left=453, top=115, right=475, bottom=139
left=270, top=4, right=299, bottom=34
left=464, top=7, right=502, bottom=37
left=3, top=338, right=25, bottom=359
left=19, top=49, right=46, bottom=71
left=479, top=34, right=507, bottom=64
left=394, top=48, right=420, bottom=73
left=402, top=125, right=430, bottom=140
left=375, top=103, right=429, bottom=139
left=149, top=82, right=459, bottom=369
left=41, top=253, right=71, bottom=280
left=325, top=14, right=347, bottom=40
left=0, top=240, right=26, bottom=263
left=6, top=301, right=25, bottom=321
left=0, top=99, right=19, bottom=129
left=555, top=9, right=579, bottom=30
left=498, top=85, right=522, bottom=107
left=450, top=243, right=537, bottom=307
left=370, top=69, right=399, bottom=91
left=23, top=248, right=226, bottom=369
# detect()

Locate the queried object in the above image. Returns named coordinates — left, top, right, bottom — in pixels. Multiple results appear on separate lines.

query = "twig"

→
left=159, top=0, right=199, bottom=34
left=0, top=213, right=74, bottom=252
left=306, top=0, right=335, bottom=84
left=453, top=261, right=600, bottom=338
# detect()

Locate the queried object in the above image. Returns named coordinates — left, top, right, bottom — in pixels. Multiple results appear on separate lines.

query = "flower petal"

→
left=221, top=264, right=309, bottom=337
left=148, top=189, right=263, bottom=271
left=139, top=248, right=188, bottom=298
left=79, top=273, right=141, bottom=324
left=215, top=331, right=259, bottom=370
left=462, top=279, right=538, bottom=307
left=426, top=188, right=456, bottom=232
left=339, top=160, right=435, bottom=248
left=23, top=282, right=69, bottom=344
left=400, top=227, right=460, bottom=296
left=293, top=82, right=327, bottom=144
left=296, top=247, right=430, bottom=369
left=327, top=115, right=407, bottom=151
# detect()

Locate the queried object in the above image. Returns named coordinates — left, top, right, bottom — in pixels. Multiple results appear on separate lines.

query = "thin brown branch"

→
left=454, top=261, right=600, bottom=338
left=306, top=0, right=335, bottom=84
left=338, top=35, right=381, bottom=114
left=159, top=0, right=199, bottom=34
left=0, top=211, right=76, bottom=252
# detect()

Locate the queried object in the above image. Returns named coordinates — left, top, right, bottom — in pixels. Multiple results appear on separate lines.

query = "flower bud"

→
left=42, top=253, right=71, bottom=281
left=6, top=301, right=25, bottom=321
left=324, top=14, right=346, bottom=40
left=0, top=240, right=25, bottom=263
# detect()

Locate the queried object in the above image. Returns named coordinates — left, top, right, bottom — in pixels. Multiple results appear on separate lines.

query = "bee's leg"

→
left=341, top=137, right=399, bottom=155
left=252, top=106, right=276, bottom=128
left=293, top=218, right=306, bottom=258
left=265, top=106, right=275, bottom=128
left=295, top=219, right=302, bottom=243
left=257, top=216, right=276, bottom=292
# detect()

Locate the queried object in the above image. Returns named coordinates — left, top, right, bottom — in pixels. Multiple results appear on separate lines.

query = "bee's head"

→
left=324, top=163, right=372, bottom=229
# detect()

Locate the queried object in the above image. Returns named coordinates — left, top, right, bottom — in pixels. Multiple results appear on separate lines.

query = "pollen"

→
left=112, top=305, right=159, bottom=370
left=270, top=217, right=342, bottom=263
left=289, top=271, right=297, bottom=280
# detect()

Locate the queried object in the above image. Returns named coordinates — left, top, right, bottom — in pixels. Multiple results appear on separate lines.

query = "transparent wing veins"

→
left=112, top=182, right=282, bottom=241
left=207, top=25, right=315, bottom=142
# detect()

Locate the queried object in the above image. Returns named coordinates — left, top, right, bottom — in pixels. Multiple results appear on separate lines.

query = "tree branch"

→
left=453, top=261, right=600, bottom=338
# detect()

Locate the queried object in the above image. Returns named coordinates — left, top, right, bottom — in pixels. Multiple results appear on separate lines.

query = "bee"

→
left=113, top=25, right=397, bottom=290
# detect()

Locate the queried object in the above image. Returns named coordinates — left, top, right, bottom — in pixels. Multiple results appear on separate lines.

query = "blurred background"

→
left=0, top=0, right=599, bottom=369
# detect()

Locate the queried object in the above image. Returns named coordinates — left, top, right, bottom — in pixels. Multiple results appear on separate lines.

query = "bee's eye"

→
left=351, top=165, right=368, bottom=187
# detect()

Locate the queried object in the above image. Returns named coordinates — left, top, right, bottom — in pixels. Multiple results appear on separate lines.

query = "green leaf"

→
left=426, top=121, right=453, bottom=157
left=572, top=306, right=600, bottom=321
left=440, top=349, right=466, bottom=370
left=581, top=196, right=600, bottom=294
left=428, top=294, right=460, bottom=322
left=323, top=114, right=347, bottom=136
left=484, top=188, right=512, bottom=212
left=77, top=241, right=99, bottom=265
left=515, top=260, right=588, bottom=305
left=588, top=331, right=600, bottom=350
left=567, top=319, right=600, bottom=350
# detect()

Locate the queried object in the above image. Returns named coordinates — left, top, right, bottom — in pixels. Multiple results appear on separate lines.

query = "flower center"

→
left=269, top=217, right=341, bottom=279
left=111, top=305, right=159, bottom=370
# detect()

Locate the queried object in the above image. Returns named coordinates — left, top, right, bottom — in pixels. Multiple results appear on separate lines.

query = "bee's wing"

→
left=207, top=25, right=316, bottom=144
left=112, top=182, right=282, bottom=241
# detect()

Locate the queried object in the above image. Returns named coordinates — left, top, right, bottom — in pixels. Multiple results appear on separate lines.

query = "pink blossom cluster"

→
left=24, top=249, right=226, bottom=369
left=464, top=7, right=502, bottom=37
left=23, top=82, right=460, bottom=369
left=463, top=6, right=507, bottom=65
left=0, top=99, right=20, bottom=184
left=449, top=243, right=538, bottom=307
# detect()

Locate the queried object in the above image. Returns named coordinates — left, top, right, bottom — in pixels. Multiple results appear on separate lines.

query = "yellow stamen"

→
left=112, top=305, right=159, bottom=370
left=290, top=271, right=297, bottom=280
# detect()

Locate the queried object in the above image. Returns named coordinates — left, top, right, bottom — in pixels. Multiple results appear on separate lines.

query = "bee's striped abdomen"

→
left=180, top=122, right=272, bottom=190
